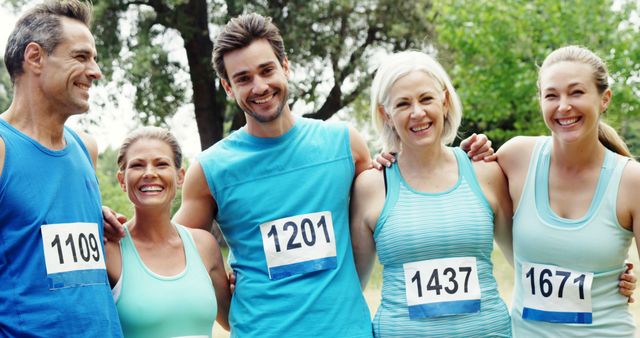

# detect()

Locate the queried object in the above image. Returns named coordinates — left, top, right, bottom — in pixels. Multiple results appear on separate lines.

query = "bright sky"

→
left=0, top=3, right=202, bottom=159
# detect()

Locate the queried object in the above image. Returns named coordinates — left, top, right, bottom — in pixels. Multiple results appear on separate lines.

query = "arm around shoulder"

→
left=350, top=168, right=385, bottom=289
left=472, top=160, right=513, bottom=266
left=173, top=161, right=218, bottom=232
left=348, top=126, right=372, bottom=177
left=190, top=228, right=231, bottom=331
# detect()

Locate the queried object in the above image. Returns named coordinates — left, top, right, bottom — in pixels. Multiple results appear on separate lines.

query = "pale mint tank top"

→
left=373, top=147, right=511, bottom=337
left=115, top=224, right=217, bottom=338
left=512, top=137, right=635, bottom=337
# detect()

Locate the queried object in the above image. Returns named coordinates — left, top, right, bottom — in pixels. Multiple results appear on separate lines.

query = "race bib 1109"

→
left=41, top=222, right=106, bottom=274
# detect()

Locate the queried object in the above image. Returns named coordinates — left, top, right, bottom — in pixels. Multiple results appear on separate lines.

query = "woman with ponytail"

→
left=498, top=45, right=639, bottom=337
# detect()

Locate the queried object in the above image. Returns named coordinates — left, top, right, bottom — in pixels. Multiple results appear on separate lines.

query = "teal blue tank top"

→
left=373, top=147, right=511, bottom=337
left=512, top=137, right=635, bottom=337
left=198, top=117, right=372, bottom=337
left=115, top=224, right=217, bottom=337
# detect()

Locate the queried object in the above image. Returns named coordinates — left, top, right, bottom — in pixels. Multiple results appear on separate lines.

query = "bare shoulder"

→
left=353, top=167, right=385, bottom=193
left=471, top=159, right=503, bottom=181
left=497, top=136, right=541, bottom=176
left=186, top=227, right=221, bottom=270
left=74, top=129, right=98, bottom=166
left=188, top=227, right=218, bottom=252
left=619, top=160, right=640, bottom=205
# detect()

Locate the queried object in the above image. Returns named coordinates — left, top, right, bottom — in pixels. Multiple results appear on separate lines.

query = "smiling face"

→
left=384, top=71, right=448, bottom=151
left=538, top=61, right=611, bottom=144
left=220, top=39, right=290, bottom=124
left=117, top=138, right=185, bottom=210
left=38, top=17, right=101, bottom=116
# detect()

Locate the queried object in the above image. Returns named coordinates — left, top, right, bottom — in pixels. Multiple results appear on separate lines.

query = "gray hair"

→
left=370, top=50, right=462, bottom=151
left=4, top=0, right=92, bottom=82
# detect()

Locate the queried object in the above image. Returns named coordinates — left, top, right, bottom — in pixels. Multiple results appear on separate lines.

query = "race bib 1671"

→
left=521, top=262, right=594, bottom=324
left=260, top=211, right=337, bottom=280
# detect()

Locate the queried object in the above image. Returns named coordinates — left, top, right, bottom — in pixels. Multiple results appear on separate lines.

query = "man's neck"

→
left=244, top=107, right=296, bottom=138
left=2, top=92, right=69, bottom=150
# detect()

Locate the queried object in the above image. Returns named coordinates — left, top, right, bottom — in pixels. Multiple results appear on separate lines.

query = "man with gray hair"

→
left=0, top=0, right=122, bottom=336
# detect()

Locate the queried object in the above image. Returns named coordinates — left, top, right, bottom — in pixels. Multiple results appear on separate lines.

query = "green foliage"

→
left=0, top=59, right=12, bottom=112
left=433, top=0, right=640, bottom=149
left=97, top=147, right=133, bottom=219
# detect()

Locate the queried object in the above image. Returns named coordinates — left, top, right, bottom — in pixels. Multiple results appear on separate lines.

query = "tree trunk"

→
left=180, top=0, right=224, bottom=150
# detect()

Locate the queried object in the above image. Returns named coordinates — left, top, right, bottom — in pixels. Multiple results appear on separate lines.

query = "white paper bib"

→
left=260, top=211, right=337, bottom=279
left=41, top=222, right=106, bottom=274
left=403, top=257, right=481, bottom=319
left=521, top=262, right=593, bottom=324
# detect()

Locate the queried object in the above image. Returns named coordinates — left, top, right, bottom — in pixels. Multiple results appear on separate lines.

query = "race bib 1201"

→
left=403, top=257, right=481, bottom=319
left=41, top=222, right=106, bottom=274
left=260, top=211, right=337, bottom=280
left=521, top=262, right=594, bottom=324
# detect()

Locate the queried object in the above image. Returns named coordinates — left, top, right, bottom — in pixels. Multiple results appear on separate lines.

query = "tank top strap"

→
left=452, top=147, right=490, bottom=210
left=174, top=224, right=202, bottom=269
left=514, top=137, right=548, bottom=218
left=599, top=151, right=630, bottom=212
left=374, top=164, right=401, bottom=239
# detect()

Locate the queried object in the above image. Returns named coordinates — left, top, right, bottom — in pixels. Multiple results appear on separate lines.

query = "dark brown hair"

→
left=212, top=13, right=286, bottom=82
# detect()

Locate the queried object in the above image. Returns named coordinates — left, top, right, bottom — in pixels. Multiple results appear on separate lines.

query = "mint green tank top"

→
left=512, top=137, right=635, bottom=337
left=115, top=224, right=217, bottom=338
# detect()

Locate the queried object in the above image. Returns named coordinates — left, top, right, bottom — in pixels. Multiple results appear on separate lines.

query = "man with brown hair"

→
left=173, top=13, right=374, bottom=337
left=0, top=0, right=122, bottom=336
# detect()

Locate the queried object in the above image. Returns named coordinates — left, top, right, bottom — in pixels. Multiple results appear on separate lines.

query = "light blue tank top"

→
left=0, top=118, right=122, bottom=337
left=115, top=224, right=217, bottom=338
left=198, top=117, right=372, bottom=338
left=373, top=147, right=511, bottom=337
left=512, top=137, right=635, bottom=337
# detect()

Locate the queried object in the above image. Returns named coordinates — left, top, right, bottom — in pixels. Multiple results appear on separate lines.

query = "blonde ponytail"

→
left=598, top=121, right=632, bottom=157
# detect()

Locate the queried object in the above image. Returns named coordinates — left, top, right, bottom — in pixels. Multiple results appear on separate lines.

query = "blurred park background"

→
left=1, top=0, right=639, bottom=336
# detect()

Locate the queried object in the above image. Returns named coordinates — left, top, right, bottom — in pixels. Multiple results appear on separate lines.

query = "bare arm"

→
left=348, top=126, right=372, bottom=177
left=76, top=130, right=98, bottom=168
left=105, top=240, right=122, bottom=288
left=173, top=161, right=218, bottom=231
left=496, top=136, right=539, bottom=213
left=191, top=228, right=231, bottom=331
left=472, top=161, right=513, bottom=266
left=616, top=161, right=640, bottom=301
left=350, top=168, right=385, bottom=289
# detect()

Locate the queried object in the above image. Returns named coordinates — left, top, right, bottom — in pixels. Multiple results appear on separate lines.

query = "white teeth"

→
left=253, top=94, right=273, bottom=104
left=77, top=83, right=90, bottom=90
left=140, top=186, right=163, bottom=192
left=558, top=117, right=579, bottom=126
left=411, top=123, right=431, bottom=132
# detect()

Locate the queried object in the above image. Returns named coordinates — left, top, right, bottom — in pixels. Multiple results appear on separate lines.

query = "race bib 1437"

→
left=260, top=211, right=337, bottom=280
left=521, top=262, right=594, bottom=324
left=403, top=257, right=481, bottom=319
